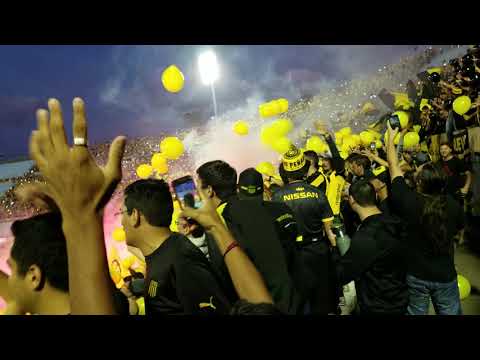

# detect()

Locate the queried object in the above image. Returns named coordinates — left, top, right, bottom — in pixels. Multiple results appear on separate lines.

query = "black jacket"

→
left=210, top=196, right=302, bottom=314
left=332, top=214, right=409, bottom=315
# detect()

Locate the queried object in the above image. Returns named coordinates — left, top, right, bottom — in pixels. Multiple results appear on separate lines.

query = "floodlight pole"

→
left=210, top=82, right=218, bottom=121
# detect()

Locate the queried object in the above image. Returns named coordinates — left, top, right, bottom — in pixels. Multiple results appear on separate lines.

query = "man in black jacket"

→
left=273, top=146, right=339, bottom=315
left=196, top=160, right=302, bottom=314
left=332, top=180, right=409, bottom=315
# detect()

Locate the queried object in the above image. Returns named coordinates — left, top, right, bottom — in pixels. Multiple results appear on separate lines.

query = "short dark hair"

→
left=346, top=153, right=371, bottom=170
left=439, top=141, right=452, bottom=149
left=124, top=179, right=173, bottom=227
left=229, top=300, right=284, bottom=315
left=303, top=150, right=320, bottom=169
left=196, top=160, right=238, bottom=202
left=416, top=163, right=446, bottom=196
left=10, top=212, right=69, bottom=292
left=349, top=179, right=377, bottom=207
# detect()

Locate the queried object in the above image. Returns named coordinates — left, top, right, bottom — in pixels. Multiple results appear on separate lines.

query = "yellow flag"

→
left=326, top=172, right=345, bottom=215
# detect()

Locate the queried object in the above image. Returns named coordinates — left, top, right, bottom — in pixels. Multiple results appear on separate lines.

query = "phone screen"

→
left=388, top=114, right=401, bottom=130
left=370, top=142, right=376, bottom=151
left=172, top=176, right=202, bottom=209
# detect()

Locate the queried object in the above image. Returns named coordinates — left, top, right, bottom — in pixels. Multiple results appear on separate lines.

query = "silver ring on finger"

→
left=73, top=137, right=88, bottom=147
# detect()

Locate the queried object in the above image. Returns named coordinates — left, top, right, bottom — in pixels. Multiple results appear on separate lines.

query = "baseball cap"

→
left=238, top=168, right=264, bottom=200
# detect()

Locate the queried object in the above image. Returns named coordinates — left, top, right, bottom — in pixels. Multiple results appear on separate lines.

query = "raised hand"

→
left=386, top=121, right=400, bottom=149
left=29, top=98, right=126, bottom=217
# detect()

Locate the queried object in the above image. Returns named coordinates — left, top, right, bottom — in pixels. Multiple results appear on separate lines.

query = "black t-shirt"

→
left=332, top=214, right=409, bottom=315
left=144, top=233, right=231, bottom=315
left=439, top=157, right=469, bottom=195
left=390, top=177, right=465, bottom=282
left=272, top=181, right=334, bottom=240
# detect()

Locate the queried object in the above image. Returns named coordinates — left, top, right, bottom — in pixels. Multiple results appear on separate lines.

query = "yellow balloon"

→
left=367, top=129, right=382, bottom=140
left=453, top=96, right=471, bottom=115
left=335, top=132, right=343, bottom=146
left=413, top=125, right=421, bottom=133
left=160, top=137, right=184, bottom=160
left=273, top=118, right=293, bottom=136
left=156, top=162, right=169, bottom=175
left=112, top=227, right=126, bottom=242
left=403, top=132, right=420, bottom=149
left=151, top=153, right=167, bottom=170
left=359, top=131, right=375, bottom=146
left=376, top=140, right=383, bottom=149
left=259, top=103, right=274, bottom=118
left=272, top=137, right=291, bottom=154
left=339, top=151, right=349, bottom=160
left=392, top=111, right=410, bottom=129
left=269, top=101, right=282, bottom=115
left=277, top=98, right=289, bottom=113
left=161, top=65, right=185, bottom=93
left=351, top=134, right=361, bottom=146
left=136, top=164, right=153, bottom=179
left=306, top=136, right=327, bottom=154
left=260, top=125, right=277, bottom=145
left=342, top=136, right=357, bottom=150
left=384, top=131, right=400, bottom=145
left=233, top=120, right=249, bottom=136
left=427, top=67, right=442, bottom=74
left=458, top=275, right=471, bottom=300
left=339, top=127, right=352, bottom=137
left=256, top=162, right=275, bottom=177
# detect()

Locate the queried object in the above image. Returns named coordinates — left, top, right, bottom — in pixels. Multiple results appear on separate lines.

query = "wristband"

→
left=223, top=241, right=240, bottom=258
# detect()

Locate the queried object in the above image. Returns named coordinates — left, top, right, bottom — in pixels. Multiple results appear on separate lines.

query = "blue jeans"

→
left=406, top=275, right=462, bottom=315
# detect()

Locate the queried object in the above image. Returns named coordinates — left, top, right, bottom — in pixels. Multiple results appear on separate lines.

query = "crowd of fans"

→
left=0, top=46, right=479, bottom=315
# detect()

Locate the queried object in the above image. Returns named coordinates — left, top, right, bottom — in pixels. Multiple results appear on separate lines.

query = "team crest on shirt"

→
left=148, top=280, right=158, bottom=298
left=199, top=296, right=216, bottom=310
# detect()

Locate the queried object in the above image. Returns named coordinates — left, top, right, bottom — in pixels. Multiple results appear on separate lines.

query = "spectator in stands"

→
left=386, top=123, right=464, bottom=315
left=438, top=141, right=472, bottom=204
left=332, top=180, right=409, bottom=315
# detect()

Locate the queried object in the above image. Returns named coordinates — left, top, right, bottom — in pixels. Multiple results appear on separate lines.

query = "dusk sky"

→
left=0, top=45, right=424, bottom=159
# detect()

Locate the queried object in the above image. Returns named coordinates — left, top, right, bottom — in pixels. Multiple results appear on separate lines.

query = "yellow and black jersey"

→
left=272, top=182, right=334, bottom=240
left=306, top=170, right=328, bottom=193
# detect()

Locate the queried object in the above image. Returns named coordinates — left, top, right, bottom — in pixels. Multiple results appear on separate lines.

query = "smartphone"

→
left=370, top=142, right=376, bottom=151
left=171, top=175, right=202, bottom=209
left=388, top=114, right=401, bottom=130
